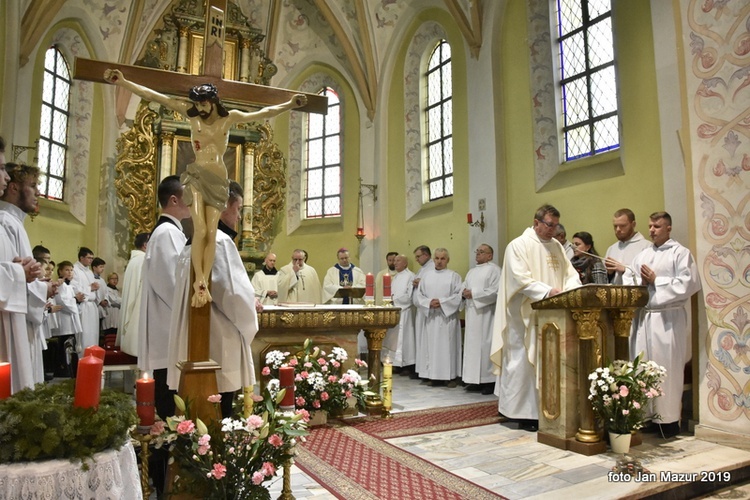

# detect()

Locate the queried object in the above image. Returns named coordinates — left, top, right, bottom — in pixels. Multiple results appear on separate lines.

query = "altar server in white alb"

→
left=322, top=248, right=366, bottom=304
left=251, top=252, right=279, bottom=305
left=490, top=205, right=581, bottom=431
left=411, top=245, right=435, bottom=379
left=623, top=211, right=701, bottom=438
left=277, top=249, right=322, bottom=304
left=461, top=244, right=501, bottom=395
left=117, top=232, right=148, bottom=356
left=139, top=175, right=191, bottom=419
left=415, top=248, right=463, bottom=386
left=375, top=251, right=397, bottom=304
left=72, top=248, right=100, bottom=349
left=382, top=254, right=416, bottom=370
left=605, top=208, right=651, bottom=284
left=168, top=182, right=259, bottom=418
left=0, top=162, right=51, bottom=388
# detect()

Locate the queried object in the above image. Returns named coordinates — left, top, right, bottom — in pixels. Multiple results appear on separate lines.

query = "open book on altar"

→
left=333, top=287, right=366, bottom=299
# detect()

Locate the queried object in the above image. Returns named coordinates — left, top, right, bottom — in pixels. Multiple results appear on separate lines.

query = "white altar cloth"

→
left=0, top=440, right=141, bottom=499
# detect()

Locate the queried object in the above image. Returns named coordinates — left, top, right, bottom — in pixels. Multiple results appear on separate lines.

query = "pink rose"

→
left=296, top=397, right=306, bottom=407
left=261, top=366, right=271, bottom=376
left=289, top=358, right=298, bottom=366
left=328, top=375, right=338, bottom=383
left=268, top=434, right=283, bottom=448
left=304, top=362, right=313, bottom=368
left=332, top=360, right=340, bottom=368
left=246, top=415, right=264, bottom=430
left=320, top=392, right=329, bottom=401
left=176, top=420, right=195, bottom=435
left=149, top=421, right=165, bottom=436
left=208, top=394, right=222, bottom=403
left=300, top=371, right=309, bottom=379
left=210, top=463, right=227, bottom=479
left=619, top=385, right=629, bottom=397
left=261, top=461, right=276, bottom=476
left=297, top=409, right=310, bottom=422
left=197, top=444, right=210, bottom=455
left=633, top=401, right=641, bottom=409
left=313, top=400, right=321, bottom=408
left=252, top=471, right=264, bottom=485
left=321, top=365, right=328, bottom=373
left=318, top=358, right=327, bottom=365
left=345, top=390, right=352, bottom=398
left=198, top=434, right=211, bottom=446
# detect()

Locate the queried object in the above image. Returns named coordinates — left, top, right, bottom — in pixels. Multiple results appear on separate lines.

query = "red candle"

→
left=383, top=274, right=391, bottom=297
left=84, top=345, right=106, bottom=361
left=74, top=354, right=103, bottom=409
left=136, top=373, right=156, bottom=426
left=365, top=273, right=374, bottom=297
left=356, top=227, right=365, bottom=236
left=467, top=213, right=473, bottom=224
left=0, top=362, right=10, bottom=400
left=280, top=365, right=295, bottom=408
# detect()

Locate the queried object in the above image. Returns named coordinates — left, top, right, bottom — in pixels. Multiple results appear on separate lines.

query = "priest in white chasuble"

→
left=415, top=248, right=463, bottom=386
left=490, top=205, right=580, bottom=429
left=461, top=244, right=501, bottom=394
left=382, top=255, right=416, bottom=369
left=117, top=233, right=148, bottom=356
left=251, top=252, right=279, bottom=305
left=277, top=249, right=322, bottom=304
left=322, top=248, right=366, bottom=304
left=167, top=182, right=259, bottom=417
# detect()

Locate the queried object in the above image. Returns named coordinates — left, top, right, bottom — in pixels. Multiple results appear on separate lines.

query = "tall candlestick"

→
left=382, top=274, right=391, bottom=298
left=74, top=354, right=103, bottom=409
left=382, top=359, right=393, bottom=409
left=0, top=362, right=10, bottom=400
left=279, top=365, right=295, bottom=410
left=136, top=373, right=156, bottom=426
left=365, top=273, right=374, bottom=298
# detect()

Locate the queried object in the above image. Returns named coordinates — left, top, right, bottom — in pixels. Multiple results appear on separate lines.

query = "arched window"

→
left=425, top=40, right=453, bottom=201
left=304, top=87, right=341, bottom=218
left=557, top=0, right=619, bottom=161
left=38, top=46, right=70, bottom=200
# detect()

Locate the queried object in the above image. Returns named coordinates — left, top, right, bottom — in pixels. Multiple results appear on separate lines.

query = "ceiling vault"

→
left=444, top=0, right=483, bottom=59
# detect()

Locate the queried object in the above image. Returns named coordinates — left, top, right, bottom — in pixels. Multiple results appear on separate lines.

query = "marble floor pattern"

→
left=266, top=374, right=750, bottom=500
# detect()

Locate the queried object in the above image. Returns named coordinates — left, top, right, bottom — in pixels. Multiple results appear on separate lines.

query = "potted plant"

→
left=588, top=353, right=666, bottom=453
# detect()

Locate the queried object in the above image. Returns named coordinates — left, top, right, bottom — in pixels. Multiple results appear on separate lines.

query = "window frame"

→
left=424, top=39, right=454, bottom=202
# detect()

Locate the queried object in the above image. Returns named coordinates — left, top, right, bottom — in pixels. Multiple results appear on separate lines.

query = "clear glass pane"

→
left=48, top=177, right=63, bottom=200
left=588, top=18, right=613, bottom=68
left=56, top=51, right=69, bottom=79
left=561, top=32, right=585, bottom=77
left=306, top=168, right=323, bottom=198
left=40, top=105, right=52, bottom=138
left=445, top=175, right=453, bottom=196
left=428, top=144, right=443, bottom=178
left=44, top=48, right=56, bottom=71
left=308, top=113, right=323, bottom=139
left=37, top=140, right=50, bottom=174
left=593, top=116, right=619, bottom=152
left=307, top=139, right=322, bottom=168
left=564, top=77, right=589, bottom=125
left=440, top=41, right=451, bottom=62
left=51, top=144, right=66, bottom=177
left=558, top=0, right=582, bottom=36
left=306, top=199, right=322, bottom=218
left=444, top=138, right=453, bottom=174
left=324, top=135, right=340, bottom=165
left=443, top=99, right=453, bottom=137
left=428, top=45, right=441, bottom=71
left=324, top=196, right=340, bottom=216
left=566, top=124, right=590, bottom=159
left=42, top=72, right=54, bottom=103
left=591, top=66, right=617, bottom=116
left=324, top=166, right=340, bottom=196
left=428, top=70, right=441, bottom=106
left=429, top=180, right=443, bottom=200
left=325, top=106, right=340, bottom=135
left=588, top=0, right=611, bottom=20
left=52, top=111, right=67, bottom=143
left=442, top=62, right=452, bottom=100
left=326, top=88, right=340, bottom=106
left=56, top=79, right=70, bottom=110
left=428, top=107, right=442, bottom=142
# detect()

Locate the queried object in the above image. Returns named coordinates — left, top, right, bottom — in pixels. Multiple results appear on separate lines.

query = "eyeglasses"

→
left=536, top=218, right=556, bottom=228
left=475, top=249, right=488, bottom=254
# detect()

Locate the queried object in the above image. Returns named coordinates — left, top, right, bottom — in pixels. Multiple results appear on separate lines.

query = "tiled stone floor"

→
left=265, top=374, right=750, bottom=500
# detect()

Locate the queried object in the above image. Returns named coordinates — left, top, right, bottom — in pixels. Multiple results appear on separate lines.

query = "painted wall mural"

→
left=685, top=1, right=750, bottom=432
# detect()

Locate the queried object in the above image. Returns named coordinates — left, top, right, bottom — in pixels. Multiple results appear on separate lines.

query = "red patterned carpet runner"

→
left=295, top=402, right=505, bottom=500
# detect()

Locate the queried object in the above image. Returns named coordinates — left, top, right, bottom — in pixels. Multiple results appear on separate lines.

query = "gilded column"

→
left=159, top=131, right=174, bottom=181
left=176, top=26, right=190, bottom=73
left=239, top=38, right=251, bottom=82
left=612, top=309, right=636, bottom=361
left=572, top=309, right=602, bottom=443
left=242, top=142, right=255, bottom=244
left=363, top=326, right=386, bottom=415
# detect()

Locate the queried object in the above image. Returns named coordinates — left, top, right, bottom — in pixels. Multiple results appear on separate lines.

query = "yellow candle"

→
left=243, top=386, right=254, bottom=418
left=383, top=359, right=393, bottom=409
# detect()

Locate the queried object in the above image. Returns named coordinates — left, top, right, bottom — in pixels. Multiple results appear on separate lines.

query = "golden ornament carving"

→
left=541, top=322, right=561, bottom=420
left=571, top=309, right=601, bottom=340
left=250, top=123, right=286, bottom=252
left=115, top=103, right=158, bottom=241
left=362, top=312, right=375, bottom=324
left=322, top=312, right=336, bottom=325
left=279, top=312, right=295, bottom=325
left=612, top=309, right=636, bottom=339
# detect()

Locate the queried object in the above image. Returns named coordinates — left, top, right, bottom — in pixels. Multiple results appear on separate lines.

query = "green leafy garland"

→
left=0, top=380, right=138, bottom=465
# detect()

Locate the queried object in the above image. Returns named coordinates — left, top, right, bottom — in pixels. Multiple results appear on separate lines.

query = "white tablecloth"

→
left=0, top=440, right=142, bottom=499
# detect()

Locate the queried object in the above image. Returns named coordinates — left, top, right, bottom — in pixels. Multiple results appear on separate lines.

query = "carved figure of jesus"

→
left=104, top=69, right=307, bottom=307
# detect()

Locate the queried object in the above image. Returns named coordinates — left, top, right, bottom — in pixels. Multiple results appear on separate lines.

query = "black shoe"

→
left=429, top=380, right=446, bottom=387
left=400, top=365, right=415, bottom=376
left=519, top=419, right=539, bottom=432
left=409, top=371, right=421, bottom=380
left=639, top=422, right=659, bottom=434
left=657, top=422, right=680, bottom=439
left=391, top=366, right=402, bottom=375
left=480, top=383, right=495, bottom=395
left=446, top=380, right=458, bottom=388
left=465, top=384, right=481, bottom=392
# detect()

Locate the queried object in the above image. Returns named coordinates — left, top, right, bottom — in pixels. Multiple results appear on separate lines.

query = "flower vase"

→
left=609, top=431, right=632, bottom=454
left=308, top=411, right=328, bottom=427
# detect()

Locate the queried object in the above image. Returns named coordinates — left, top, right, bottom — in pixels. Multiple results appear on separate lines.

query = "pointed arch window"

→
left=425, top=40, right=453, bottom=201
left=557, top=0, right=619, bottom=161
left=304, top=87, right=341, bottom=218
left=38, top=46, right=70, bottom=200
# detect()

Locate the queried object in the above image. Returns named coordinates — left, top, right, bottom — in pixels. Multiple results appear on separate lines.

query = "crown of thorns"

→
left=189, top=83, right=219, bottom=102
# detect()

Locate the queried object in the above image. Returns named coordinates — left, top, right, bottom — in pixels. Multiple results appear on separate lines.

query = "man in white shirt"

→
left=277, top=249, right=322, bottom=303
left=117, top=232, right=149, bottom=356
left=605, top=208, right=652, bottom=284
left=462, top=244, right=501, bottom=395
left=251, top=253, right=279, bottom=305
left=322, top=248, right=366, bottom=304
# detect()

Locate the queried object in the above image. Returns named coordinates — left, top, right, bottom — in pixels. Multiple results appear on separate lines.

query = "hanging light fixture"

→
left=356, top=177, right=378, bottom=243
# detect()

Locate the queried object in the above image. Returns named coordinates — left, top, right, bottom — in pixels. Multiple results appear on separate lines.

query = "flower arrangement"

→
left=152, top=389, right=309, bottom=499
left=588, top=353, right=667, bottom=434
left=262, top=339, right=368, bottom=416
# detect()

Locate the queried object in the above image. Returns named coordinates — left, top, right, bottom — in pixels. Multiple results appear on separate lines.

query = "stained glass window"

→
left=304, top=87, right=341, bottom=218
left=38, top=46, right=70, bottom=200
left=425, top=40, right=453, bottom=201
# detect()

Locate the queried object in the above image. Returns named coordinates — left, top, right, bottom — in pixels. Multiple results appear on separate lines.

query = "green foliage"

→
left=0, top=381, right=138, bottom=464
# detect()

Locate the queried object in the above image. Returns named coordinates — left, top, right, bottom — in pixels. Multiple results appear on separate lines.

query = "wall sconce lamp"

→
left=467, top=212, right=485, bottom=232
left=356, top=177, right=378, bottom=243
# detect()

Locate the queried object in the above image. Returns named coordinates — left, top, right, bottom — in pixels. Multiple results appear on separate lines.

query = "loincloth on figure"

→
left=180, top=162, right=229, bottom=211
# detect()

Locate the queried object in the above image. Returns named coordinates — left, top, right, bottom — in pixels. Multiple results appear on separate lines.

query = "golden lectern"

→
left=532, top=284, right=648, bottom=455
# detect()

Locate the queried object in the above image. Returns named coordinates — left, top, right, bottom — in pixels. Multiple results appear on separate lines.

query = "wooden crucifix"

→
left=74, top=0, right=324, bottom=421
